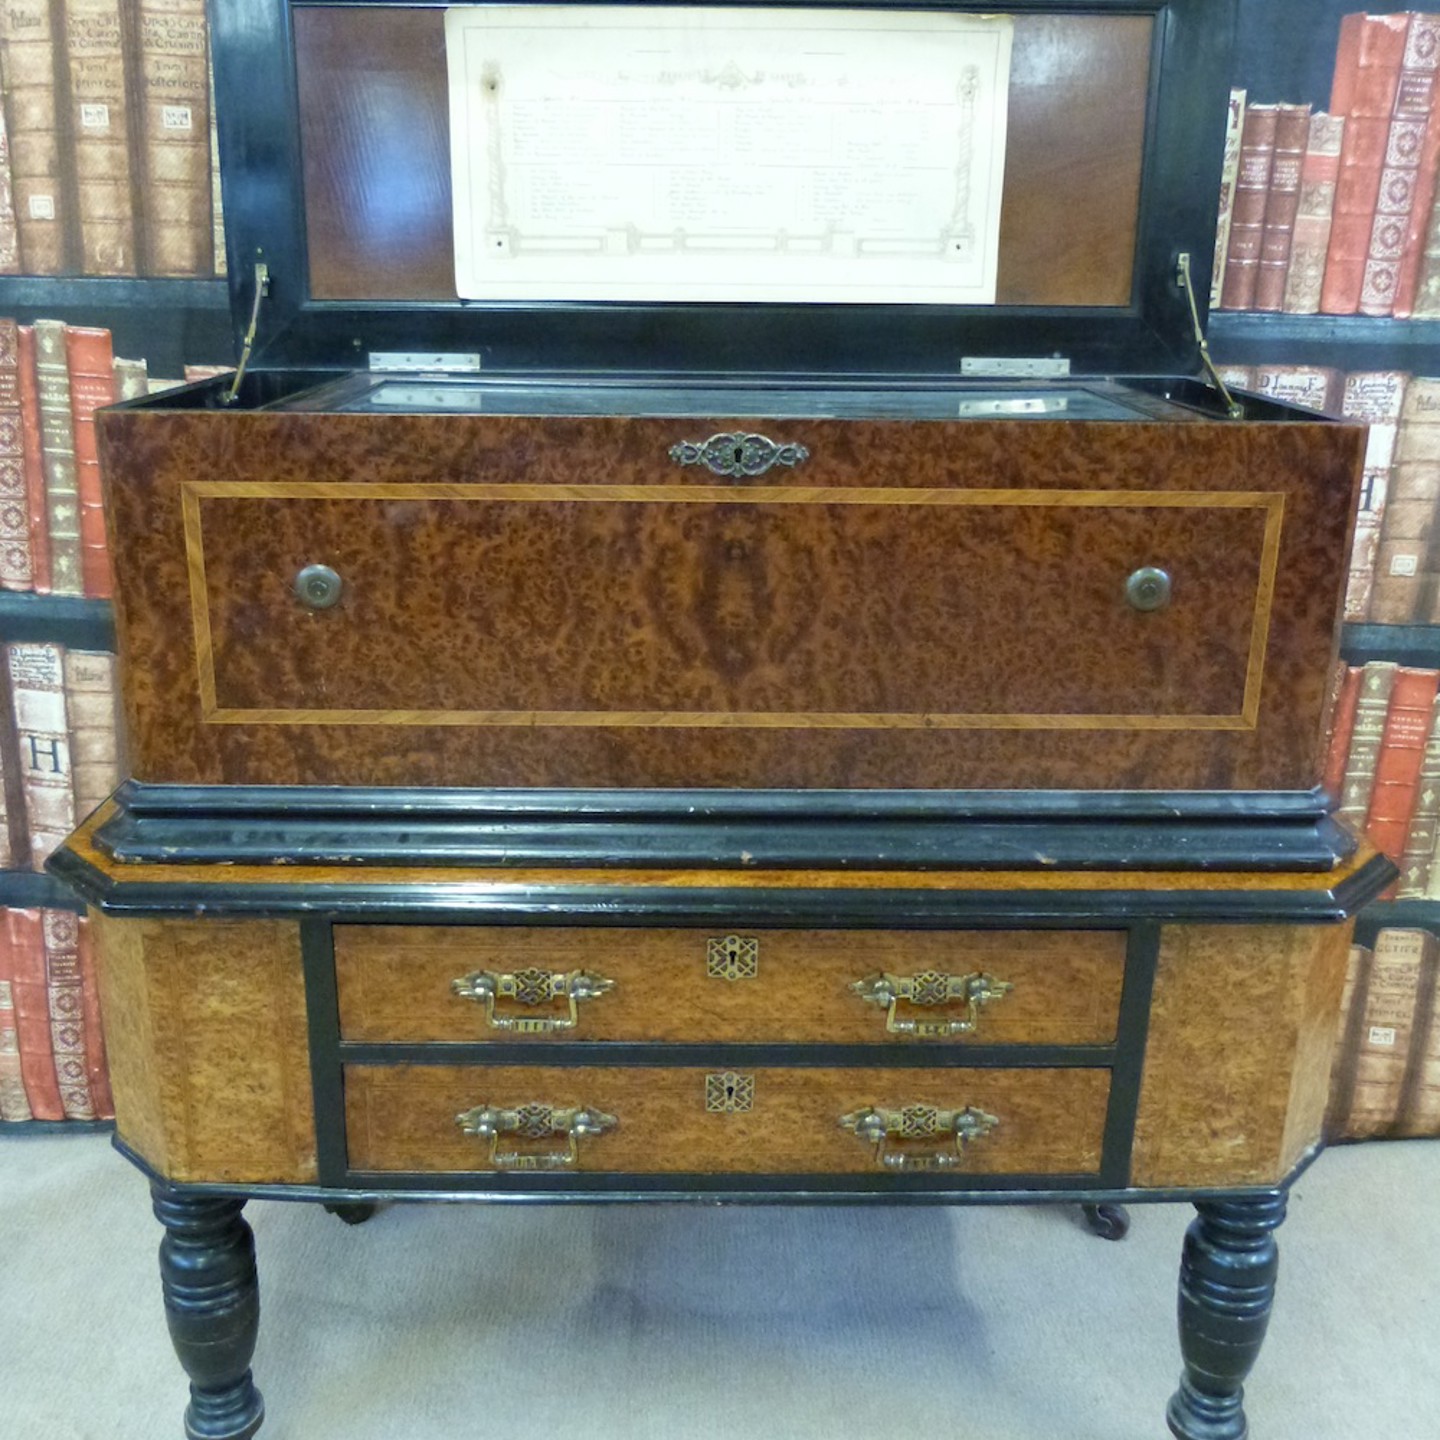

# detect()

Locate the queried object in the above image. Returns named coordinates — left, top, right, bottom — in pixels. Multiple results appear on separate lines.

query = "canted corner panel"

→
left=182, top=481, right=1283, bottom=734
left=133, top=919, right=317, bottom=1185
left=1131, top=925, right=1329, bottom=1189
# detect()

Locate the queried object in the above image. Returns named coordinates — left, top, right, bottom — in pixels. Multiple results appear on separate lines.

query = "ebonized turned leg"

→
left=1167, top=1194, right=1286, bottom=1440
left=153, top=1186, right=265, bottom=1440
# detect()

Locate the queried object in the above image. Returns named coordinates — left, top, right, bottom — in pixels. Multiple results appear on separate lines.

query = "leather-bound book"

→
left=1361, top=15, right=1440, bottom=316
left=32, top=319, right=79, bottom=595
left=0, top=318, right=33, bottom=593
left=1283, top=112, right=1345, bottom=313
left=1219, top=101, right=1277, bottom=310
left=1254, top=102, right=1311, bottom=311
left=0, top=971, right=30, bottom=1120
left=64, top=325, right=113, bottom=597
left=1338, top=660, right=1398, bottom=831
left=134, top=0, right=212, bottom=276
left=62, top=0, right=138, bottom=275
left=1370, top=376, right=1440, bottom=623
left=1250, top=362, right=1344, bottom=415
left=1322, top=12, right=1412, bottom=315
left=1325, top=941, right=1373, bottom=1138
left=1323, top=664, right=1364, bottom=805
left=1347, top=928, right=1434, bottom=1137
left=1393, top=16, right=1440, bottom=317
left=112, top=354, right=147, bottom=400
left=1396, top=690, right=1440, bottom=897
left=1394, top=939, right=1440, bottom=1135
left=40, top=907, right=93, bottom=1119
left=7, top=640, right=73, bottom=868
left=0, top=1, right=70, bottom=274
left=208, top=42, right=224, bottom=276
left=1342, top=370, right=1409, bottom=620
left=17, top=327, right=50, bottom=595
left=1210, top=88, right=1247, bottom=307
left=76, top=917, right=111, bottom=1119
left=63, top=649, right=118, bottom=823
left=1364, top=666, right=1440, bottom=865
left=0, top=100, right=22, bottom=273
left=5, top=906, right=62, bottom=1119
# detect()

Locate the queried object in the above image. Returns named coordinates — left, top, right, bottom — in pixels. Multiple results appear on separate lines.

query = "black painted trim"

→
left=300, top=919, right=349, bottom=1189
left=46, top=843, right=1400, bottom=924
left=1099, top=923, right=1160, bottom=1186
left=337, top=1040, right=1118, bottom=1069
left=124, top=1135, right=1322, bottom=1207
left=206, top=0, right=1231, bottom=378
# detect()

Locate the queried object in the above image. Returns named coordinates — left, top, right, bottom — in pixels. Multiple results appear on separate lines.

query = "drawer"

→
left=334, top=926, right=1126, bottom=1046
left=343, top=1064, right=1111, bottom=1176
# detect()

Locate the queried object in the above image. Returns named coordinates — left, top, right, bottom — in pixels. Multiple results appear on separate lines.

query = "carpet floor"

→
left=3, top=1132, right=1437, bottom=1440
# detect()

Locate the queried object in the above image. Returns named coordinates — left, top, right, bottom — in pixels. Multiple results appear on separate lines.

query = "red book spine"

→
left=0, top=316, right=33, bottom=592
left=1322, top=13, right=1413, bottom=314
left=17, top=326, right=50, bottom=595
left=64, top=326, right=116, bottom=599
left=43, top=908, right=94, bottom=1120
left=1254, top=103, right=1312, bottom=312
left=6, top=905, right=63, bottom=1120
left=77, top=917, right=112, bottom=1119
left=1221, top=103, right=1279, bottom=310
left=1365, top=666, right=1440, bottom=862
left=1324, top=664, right=1364, bottom=802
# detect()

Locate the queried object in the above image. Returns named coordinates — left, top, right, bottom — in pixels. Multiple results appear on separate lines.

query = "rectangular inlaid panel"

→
left=188, top=483, right=1279, bottom=727
left=98, top=408, right=1363, bottom=789
left=343, top=1064, right=1111, bottom=1175
left=294, top=8, right=1149, bottom=307
left=334, top=926, right=1126, bottom=1046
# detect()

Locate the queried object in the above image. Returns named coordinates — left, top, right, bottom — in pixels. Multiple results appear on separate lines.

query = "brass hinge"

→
left=224, top=261, right=270, bottom=406
left=1177, top=252, right=1243, bottom=419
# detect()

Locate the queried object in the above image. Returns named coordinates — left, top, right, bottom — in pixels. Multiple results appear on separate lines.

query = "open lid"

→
left=212, top=0, right=1234, bottom=379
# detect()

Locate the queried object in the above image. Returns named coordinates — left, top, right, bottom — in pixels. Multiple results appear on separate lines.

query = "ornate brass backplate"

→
left=849, top=969, right=1013, bottom=1037
left=705, top=1072, right=756, bottom=1112
left=455, top=1101, right=618, bottom=1170
left=451, top=966, right=615, bottom=1033
left=839, top=1104, right=999, bottom=1171
left=669, top=433, right=810, bottom=477
left=707, top=935, right=759, bottom=981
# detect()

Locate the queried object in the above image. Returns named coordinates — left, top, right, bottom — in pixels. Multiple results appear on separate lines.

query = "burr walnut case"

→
left=49, top=6, right=1395, bottom=1440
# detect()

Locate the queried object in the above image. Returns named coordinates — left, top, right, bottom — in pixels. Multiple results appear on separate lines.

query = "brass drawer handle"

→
left=849, top=969, right=1013, bottom=1037
left=456, top=1102, right=617, bottom=1171
left=840, top=1104, right=999, bottom=1171
left=450, top=967, right=615, bottom=1034
left=669, top=432, right=810, bottom=477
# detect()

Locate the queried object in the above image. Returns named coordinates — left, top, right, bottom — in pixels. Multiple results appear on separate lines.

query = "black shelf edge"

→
left=1353, top=900, right=1440, bottom=942
left=0, top=276, right=227, bottom=309
left=1209, top=312, right=1440, bottom=351
left=1341, top=623, right=1440, bottom=667
left=0, top=868, right=87, bottom=909
left=0, top=1118, right=113, bottom=1136
left=0, top=591, right=115, bottom=650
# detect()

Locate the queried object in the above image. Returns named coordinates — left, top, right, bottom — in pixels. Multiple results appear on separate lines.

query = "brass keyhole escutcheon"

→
left=295, top=564, right=342, bottom=610
left=1125, top=567, right=1171, bottom=612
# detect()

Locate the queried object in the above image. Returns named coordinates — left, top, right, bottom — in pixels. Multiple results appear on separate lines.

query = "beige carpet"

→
left=3, top=1133, right=1437, bottom=1440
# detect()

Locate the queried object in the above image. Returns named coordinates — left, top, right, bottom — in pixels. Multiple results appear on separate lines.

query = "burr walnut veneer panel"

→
left=98, top=408, right=1362, bottom=792
left=334, top=926, right=1126, bottom=1046
left=343, top=1064, right=1112, bottom=1176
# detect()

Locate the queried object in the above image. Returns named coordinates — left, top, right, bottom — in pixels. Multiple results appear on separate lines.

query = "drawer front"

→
left=334, top=926, right=1126, bottom=1046
left=103, top=409, right=1359, bottom=791
left=344, top=1064, right=1111, bottom=1176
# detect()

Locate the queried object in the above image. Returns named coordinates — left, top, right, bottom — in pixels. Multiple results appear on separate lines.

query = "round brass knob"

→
left=1125, top=567, right=1171, bottom=612
left=295, top=564, right=342, bottom=610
